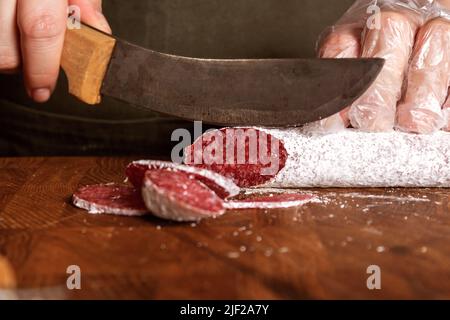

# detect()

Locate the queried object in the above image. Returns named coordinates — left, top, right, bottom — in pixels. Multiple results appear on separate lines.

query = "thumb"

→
left=69, top=0, right=111, bottom=34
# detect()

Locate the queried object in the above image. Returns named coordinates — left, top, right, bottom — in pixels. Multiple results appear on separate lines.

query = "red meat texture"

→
left=72, top=184, right=147, bottom=216
left=73, top=160, right=315, bottom=221
left=125, top=161, right=238, bottom=199
left=142, top=169, right=225, bottom=221
left=185, top=128, right=288, bottom=187
left=146, top=169, right=224, bottom=213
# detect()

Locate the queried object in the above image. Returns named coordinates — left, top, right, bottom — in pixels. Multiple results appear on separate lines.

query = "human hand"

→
left=0, top=0, right=111, bottom=103
left=316, top=0, right=450, bottom=134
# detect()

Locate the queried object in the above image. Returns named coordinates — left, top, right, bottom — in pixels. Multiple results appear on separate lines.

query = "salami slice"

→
left=185, top=127, right=450, bottom=188
left=141, top=169, right=225, bottom=222
left=225, top=193, right=315, bottom=210
left=73, top=184, right=148, bottom=216
left=126, top=160, right=240, bottom=199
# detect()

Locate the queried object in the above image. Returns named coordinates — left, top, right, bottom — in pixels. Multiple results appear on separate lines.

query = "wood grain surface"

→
left=0, top=157, right=449, bottom=299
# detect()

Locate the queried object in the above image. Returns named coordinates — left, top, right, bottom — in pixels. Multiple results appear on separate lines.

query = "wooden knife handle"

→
left=61, top=24, right=116, bottom=105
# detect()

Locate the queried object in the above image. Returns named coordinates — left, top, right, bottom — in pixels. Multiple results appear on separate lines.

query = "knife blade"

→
left=61, top=24, right=384, bottom=127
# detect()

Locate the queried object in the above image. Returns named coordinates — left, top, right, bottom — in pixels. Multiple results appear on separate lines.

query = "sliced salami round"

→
left=73, top=184, right=148, bottom=216
left=141, top=168, right=225, bottom=222
left=126, top=160, right=240, bottom=199
left=184, top=128, right=288, bottom=188
left=225, top=193, right=315, bottom=210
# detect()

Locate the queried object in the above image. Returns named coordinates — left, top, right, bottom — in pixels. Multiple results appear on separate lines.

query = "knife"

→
left=61, top=24, right=384, bottom=127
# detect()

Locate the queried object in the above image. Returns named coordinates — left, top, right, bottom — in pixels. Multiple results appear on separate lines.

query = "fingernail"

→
left=32, top=88, right=51, bottom=103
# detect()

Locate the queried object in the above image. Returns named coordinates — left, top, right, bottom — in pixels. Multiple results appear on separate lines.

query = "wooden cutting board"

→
left=0, top=157, right=449, bottom=299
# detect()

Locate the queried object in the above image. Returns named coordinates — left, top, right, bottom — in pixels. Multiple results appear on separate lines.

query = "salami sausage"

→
left=73, top=184, right=148, bottom=216
left=141, top=168, right=225, bottom=222
left=186, top=127, right=450, bottom=188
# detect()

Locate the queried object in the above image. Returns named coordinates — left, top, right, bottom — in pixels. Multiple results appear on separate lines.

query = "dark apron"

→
left=0, top=0, right=352, bottom=156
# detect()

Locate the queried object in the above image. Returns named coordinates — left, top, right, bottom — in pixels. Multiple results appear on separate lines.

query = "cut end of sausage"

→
left=184, top=128, right=288, bottom=188
left=72, top=184, right=148, bottom=216
left=142, top=169, right=226, bottom=222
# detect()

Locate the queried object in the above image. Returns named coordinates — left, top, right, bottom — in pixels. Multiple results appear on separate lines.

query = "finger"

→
left=442, top=90, right=450, bottom=131
left=0, top=0, right=20, bottom=73
left=17, top=0, right=68, bottom=102
left=69, top=0, right=111, bottom=34
left=396, top=18, right=450, bottom=134
left=349, top=10, right=420, bottom=132
left=313, top=27, right=361, bottom=132
left=318, top=26, right=361, bottom=59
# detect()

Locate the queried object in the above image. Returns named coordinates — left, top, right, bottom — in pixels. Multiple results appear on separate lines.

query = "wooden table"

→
left=0, top=157, right=449, bottom=299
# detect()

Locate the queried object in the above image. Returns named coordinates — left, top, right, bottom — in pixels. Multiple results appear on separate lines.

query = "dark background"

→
left=0, top=0, right=354, bottom=156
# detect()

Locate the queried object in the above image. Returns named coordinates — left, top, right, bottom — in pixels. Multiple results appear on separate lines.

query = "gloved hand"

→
left=0, top=0, right=111, bottom=103
left=315, top=0, right=450, bottom=134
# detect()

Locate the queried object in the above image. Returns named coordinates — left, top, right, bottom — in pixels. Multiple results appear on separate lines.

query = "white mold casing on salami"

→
left=259, top=127, right=450, bottom=188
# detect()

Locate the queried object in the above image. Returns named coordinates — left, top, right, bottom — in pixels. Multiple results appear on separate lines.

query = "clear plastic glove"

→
left=316, top=0, right=450, bottom=134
